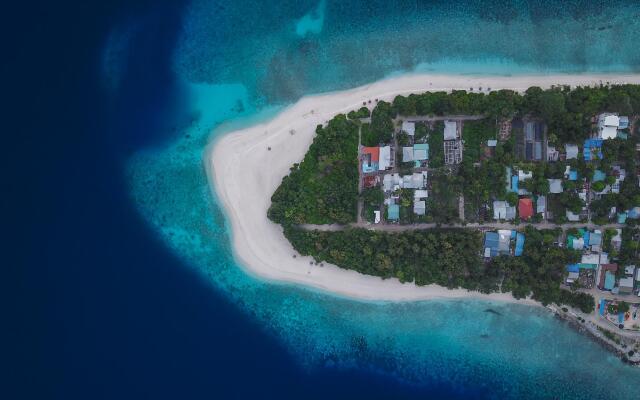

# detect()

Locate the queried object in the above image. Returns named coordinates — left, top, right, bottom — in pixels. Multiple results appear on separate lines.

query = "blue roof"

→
left=566, top=264, right=580, bottom=273
left=388, top=204, right=399, bottom=220
left=604, top=271, right=616, bottom=290
left=599, top=299, right=606, bottom=316
left=593, top=170, right=606, bottom=182
left=618, top=312, right=625, bottom=324
left=569, top=170, right=578, bottom=181
left=583, top=231, right=591, bottom=247
left=511, top=175, right=519, bottom=192
left=629, top=207, right=640, bottom=219
left=590, top=232, right=602, bottom=246
left=484, top=232, right=499, bottom=253
left=514, top=233, right=525, bottom=256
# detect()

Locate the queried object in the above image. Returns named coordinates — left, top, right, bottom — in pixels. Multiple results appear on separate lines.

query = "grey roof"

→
left=565, top=144, right=579, bottom=159
left=402, top=147, right=414, bottom=162
left=548, top=179, right=563, bottom=194
left=402, top=121, right=415, bottom=136
left=444, top=121, right=457, bottom=140
left=537, top=196, right=546, bottom=213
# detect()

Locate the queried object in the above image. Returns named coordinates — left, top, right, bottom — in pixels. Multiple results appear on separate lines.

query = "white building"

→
left=402, top=121, right=415, bottom=136
left=378, top=146, right=391, bottom=170
left=444, top=120, right=458, bottom=140
left=598, top=113, right=620, bottom=140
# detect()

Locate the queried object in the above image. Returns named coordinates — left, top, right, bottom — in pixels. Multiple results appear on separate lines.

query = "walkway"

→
left=300, top=221, right=625, bottom=232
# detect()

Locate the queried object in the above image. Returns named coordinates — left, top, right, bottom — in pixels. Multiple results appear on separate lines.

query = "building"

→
left=611, top=229, right=623, bottom=251
left=379, top=146, right=392, bottom=171
left=593, top=169, right=606, bottom=182
left=387, top=204, right=400, bottom=221
left=413, top=143, right=429, bottom=165
left=373, top=210, right=381, bottom=224
left=566, top=210, right=581, bottom=222
left=584, top=139, right=603, bottom=161
left=518, top=198, right=534, bottom=220
left=484, top=230, right=523, bottom=258
left=548, top=179, right=563, bottom=194
left=444, top=120, right=458, bottom=140
left=619, top=116, right=630, bottom=129
left=523, top=121, right=545, bottom=161
left=517, top=170, right=533, bottom=195
left=619, top=276, right=635, bottom=295
left=362, top=147, right=379, bottom=173
left=402, top=121, right=415, bottom=136
left=536, top=195, right=546, bottom=215
left=598, top=264, right=618, bottom=291
left=493, top=200, right=516, bottom=220
left=565, top=144, right=579, bottom=160
left=547, top=146, right=559, bottom=161
left=402, top=147, right=414, bottom=162
left=597, top=113, right=620, bottom=140
left=413, top=200, right=426, bottom=215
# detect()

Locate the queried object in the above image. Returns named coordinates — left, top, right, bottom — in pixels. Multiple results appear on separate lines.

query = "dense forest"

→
left=268, top=114, right=359, bottom=224
left=284, top=225, right=593, bottom=312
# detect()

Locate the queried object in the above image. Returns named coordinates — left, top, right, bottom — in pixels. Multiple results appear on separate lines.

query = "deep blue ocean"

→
left=8, top=1, right=640, bottom=399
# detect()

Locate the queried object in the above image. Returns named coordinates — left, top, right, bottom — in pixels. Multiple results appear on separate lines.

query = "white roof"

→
left=600, top=253, right=610, bottom=264
left=518, top=170, right=533, bottom=181
left=566, top=210, right=580, bottom=221
left=487, top=139, right=497, bottom=147
left=402, top=121, right=415, bottom=136
left=565, top=144, right=579, bottom=159
left=378, top=146, right=391, bottom=171
left=636, top=268, right=640, bottom=281
left=572, top=237, right=584, bottom=250
left=601, top=126, right=618, bottom=140
left=383, top=173, right=400, bottom=191
left=625, top=265, right=636, bottom=275
left=413, top=200, right=426, bottom=215
left=581, top=254, right=599, bottom=264
left=567, top=271, right=580, bottom=280
left=414, top=190, right=429, bottom=199
left=412, top=172, right=426, bottom=189
left=444, top=121, right=457, bottom=140
left=402, top=147, right=414, bottom=162
left=374, top=210, right=381, bottom=224
left=602, top=114, right=620, bottom=127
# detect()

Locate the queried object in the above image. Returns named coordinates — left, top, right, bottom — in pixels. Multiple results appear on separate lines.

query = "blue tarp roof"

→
left=600, top=299, right=606, bottom=316
left=583, top=231, right=591, bottom=247
left=566, top=264, right=580, bottom=273
left=514, top=233, right=525, bottom=256
left=569, top=170, right=578, bottom=181
left=511, top=175, right=519, bottom=192
left=584, top=139, right=603, bottom=161
left=593, top=170, right=606, bottom=182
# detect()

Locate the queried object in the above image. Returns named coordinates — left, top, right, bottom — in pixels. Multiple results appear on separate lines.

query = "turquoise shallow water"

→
left=122, top=1, right=640, bottom=397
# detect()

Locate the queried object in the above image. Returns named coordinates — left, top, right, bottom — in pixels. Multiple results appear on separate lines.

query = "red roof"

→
left=362, top=147, right=379, bottom=162
left=518, top=198, right=534, bottom=219
left=363, top=175, right=378, bottom=188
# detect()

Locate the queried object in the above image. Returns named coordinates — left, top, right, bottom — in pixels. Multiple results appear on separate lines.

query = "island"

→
left=208, top=74, right=640, bottom=364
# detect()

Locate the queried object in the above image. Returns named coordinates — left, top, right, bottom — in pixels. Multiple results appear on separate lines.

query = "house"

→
left=564, top=165, right=578, bottom=181
left=584, top=139, right=603, bottom=161
left=514, top=232, right=525, bottom=256
left=484, top=230, right=512, bottom=257
left=598, top=264, right=618, bottom=290
left=619, top=116, right=630, bottom=130
left=414, top=190, right=428, bottom=200
left=568, top=235, right=585, bottom=250
left=362, top=147, right=379, bottom=173
left=619, top=277, right=635, bottom=295
left=373, top=210, right=381, bottom=224
left=402, top=121, right=415, bottom=136
left=593, top=169, right=606, bottom=182
left=517, top=170, right=533, bottom=195
left=536, top=195, right=546, bottom=214
left=518, top=198, right=534, bottom=220
left=590, top=231, right=603, bottom=253
left=387, top=204, right=400, bottom=221
left=487, top=139, right=497, bottom=147
left=628, top=207, right=640, bottom=219
left=566, top=210, right=581, bottom=222
left=523, top=121, right=545, bottom=161
left=548, top=179, right=563, bottom=194
left=597, top=113, right=620, bottom=140
left=413, top=200, right=426, bottom=215
left=547, top=146, right=559, bottom=161
left=402, top=147, right=414, bottom=162
left=617, top=212, right=628, bottom=224
left=379, top=146, right=392, bottom=170
left=611, top=166, right=626, bottom=193
left=382, top=173, right=400, bottom=192
left=565, top=144, right=579, bottom=159
left=413, top=143, right=429, bottom=163
left=444, top=120, right=458, bottom=140
left=493, top=200, right=516, bottom=220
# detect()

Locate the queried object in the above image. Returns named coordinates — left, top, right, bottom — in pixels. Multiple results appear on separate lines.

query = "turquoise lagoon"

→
left=123, top=0, right=640, bottom=397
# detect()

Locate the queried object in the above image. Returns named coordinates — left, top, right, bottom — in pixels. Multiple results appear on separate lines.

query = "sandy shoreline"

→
left=206, top=73, right=640, bottom=305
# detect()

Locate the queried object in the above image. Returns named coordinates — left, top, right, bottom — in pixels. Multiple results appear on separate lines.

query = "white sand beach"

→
left=206, top=73, right=640, bottom=304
